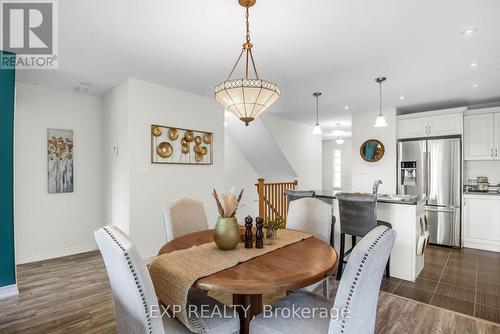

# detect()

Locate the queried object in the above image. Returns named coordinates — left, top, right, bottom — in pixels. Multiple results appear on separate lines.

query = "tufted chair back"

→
left=329, top=226, right=396, bottom=334
left=336, top=193, right=378, bottom=237
left=163, top=198, right=209, bottom=242
left=287, top=197, right=333, bottom=244
left=95, top=225, right=164, bottom=334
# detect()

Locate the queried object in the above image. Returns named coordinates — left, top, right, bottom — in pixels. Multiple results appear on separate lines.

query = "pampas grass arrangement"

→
left=212, top=188, right=244, bottom=218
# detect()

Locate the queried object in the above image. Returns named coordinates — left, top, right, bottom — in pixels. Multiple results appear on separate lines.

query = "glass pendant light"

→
left=312, top=92, right=322, bottom=135
left=374, top=77, right=388, bottom=128
left=214, top=0, right=280, bottom=126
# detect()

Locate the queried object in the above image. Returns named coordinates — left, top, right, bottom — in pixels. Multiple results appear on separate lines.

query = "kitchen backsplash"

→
left=464, top=160, right=500, bottom=185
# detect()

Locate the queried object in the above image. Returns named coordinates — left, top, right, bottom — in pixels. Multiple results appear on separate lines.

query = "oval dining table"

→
left=158, top=229, right=337, bottom=334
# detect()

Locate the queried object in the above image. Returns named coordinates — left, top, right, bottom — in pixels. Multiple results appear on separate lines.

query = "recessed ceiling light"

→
left=463, top=27, right=477, bottom=35
left=472, top=83, right=479, bottom=88
left=399, top=95, right=405, bottom=100
left=469, top=61, right=479, bottom=68
left=344, top=105, right=350, bottom=110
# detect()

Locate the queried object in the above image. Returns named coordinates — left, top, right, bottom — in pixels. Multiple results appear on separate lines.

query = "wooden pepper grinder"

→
left=255, top=217, right=264, bottom=249
left=244, top=216, right=253, bottom=248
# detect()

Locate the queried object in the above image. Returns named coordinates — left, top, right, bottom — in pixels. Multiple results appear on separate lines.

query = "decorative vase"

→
left=265, top=228, right=277, bottom=245
left=214, top=217, right=240, bottom=250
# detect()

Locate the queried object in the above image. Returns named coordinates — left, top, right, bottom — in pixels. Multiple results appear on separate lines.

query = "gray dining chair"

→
left=335, top=193, right=391, bottom=280
left=284, top=190, right=315, bottom=205
left=163, top=198, right=209, bottom=242
left=95, top=225, right=240, bottom=334
left=249, top=225, right=396, bottom=334
left=286, top=197, right=333, bottom=297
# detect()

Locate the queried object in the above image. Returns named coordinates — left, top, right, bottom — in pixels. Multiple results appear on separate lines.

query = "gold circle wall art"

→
left=152, top=126, right=163, bottom=137
left=184, top=130, right=194, bottom=142
left=151, top=124, right=213, bottom=165
left=168, top=128, right=179, bottom=140
left=203, top=132, right=212, bottom=144
left=157, top=142, right=173, bottom=158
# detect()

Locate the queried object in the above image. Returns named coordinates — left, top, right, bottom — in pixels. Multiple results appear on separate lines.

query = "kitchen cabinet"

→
left=495, top=113, right=500, bottom=159
left=463, top=194, right=500, bottom=252
left=464, top=108, right=500, bottom=160
left=397, top=108, right=464, bottom=139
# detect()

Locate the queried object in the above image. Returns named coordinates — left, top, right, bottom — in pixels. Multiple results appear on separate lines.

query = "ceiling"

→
left=17, top=0, right=500, bottom=138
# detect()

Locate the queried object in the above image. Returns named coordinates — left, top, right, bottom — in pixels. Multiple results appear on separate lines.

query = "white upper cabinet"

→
left=495, top=113, right=500, bottom=159
left=397, top=117, right=428, bottom=138
left=463, top=107, right=500, bottom=160
left=427, top=113, right=463, bottom=137
left=397, top=107, right=464, bottom=139
left=464, top=113, right=495, bottom=160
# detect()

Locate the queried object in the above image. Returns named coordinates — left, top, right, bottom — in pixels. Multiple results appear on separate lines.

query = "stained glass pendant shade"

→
left=214, top=0, right=281, bottom=126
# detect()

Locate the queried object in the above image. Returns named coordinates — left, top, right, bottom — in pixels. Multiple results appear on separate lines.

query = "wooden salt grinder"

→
left=244, top=215, right=253, bottom=248
left=255, top=217, right=264, bottom=249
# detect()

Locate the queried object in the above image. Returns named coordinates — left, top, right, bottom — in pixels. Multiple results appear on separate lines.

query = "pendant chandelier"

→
left=312, top=92, right=322, bottom=135
left=374, top=77, right=388, bottom=128
left=214, top=0, right=281, bottom=126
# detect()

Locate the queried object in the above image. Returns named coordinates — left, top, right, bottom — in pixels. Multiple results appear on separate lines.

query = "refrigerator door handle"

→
left=425, top=207, right=455, bottom=214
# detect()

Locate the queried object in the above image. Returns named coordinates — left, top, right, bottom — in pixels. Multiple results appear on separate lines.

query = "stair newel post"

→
left=258, top=178, right=265, bottom=219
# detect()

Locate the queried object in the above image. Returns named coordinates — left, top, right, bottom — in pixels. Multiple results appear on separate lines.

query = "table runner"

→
left=149, top=229, right=311, bottom=333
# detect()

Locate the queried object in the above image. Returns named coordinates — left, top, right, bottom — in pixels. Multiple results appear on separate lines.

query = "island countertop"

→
left=313, top=190, right=426, bottom=205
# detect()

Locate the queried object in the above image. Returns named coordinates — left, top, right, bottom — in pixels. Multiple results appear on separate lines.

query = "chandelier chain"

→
left=225, top=5, right=259, bottom=80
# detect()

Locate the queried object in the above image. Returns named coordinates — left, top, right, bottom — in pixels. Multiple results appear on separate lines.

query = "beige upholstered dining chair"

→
left=250, top=226, right=396, bottom=334
left=163, top=198, right=209, bottom=242
left=286, top=197, right=333, bottom=298
left=95, top=225, right=240, bottom=334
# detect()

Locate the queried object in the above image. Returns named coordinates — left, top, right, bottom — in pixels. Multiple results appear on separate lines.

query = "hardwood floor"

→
left=382, top=245, right=500, bottom=323
left=0, top=250, right=499, bottom=333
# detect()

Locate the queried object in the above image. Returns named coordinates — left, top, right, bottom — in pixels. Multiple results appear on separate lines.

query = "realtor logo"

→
left=1, top=0, right=58, bottom=69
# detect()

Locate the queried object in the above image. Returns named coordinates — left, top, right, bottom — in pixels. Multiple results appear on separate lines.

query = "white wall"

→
left=224, top=131, right=259, bottom=222
left=261, top=114, right=323, bottom=190
left=103, top=80, right=130, bottom=234
left=351, top=108, right=397, bottom=194
left=14, top=83, right=104, bottom=263
left=322, top=139, right=352, bottom=191
left=125, top=78, right=226, bottom=257
left=464, top=161, right=500, bottom=185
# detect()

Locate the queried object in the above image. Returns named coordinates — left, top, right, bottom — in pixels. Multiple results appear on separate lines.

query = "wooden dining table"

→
left=157, top=229, right=337, bottom=334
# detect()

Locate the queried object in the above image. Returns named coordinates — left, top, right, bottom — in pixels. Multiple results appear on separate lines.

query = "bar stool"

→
left=335, top=192, right=391, bottom=280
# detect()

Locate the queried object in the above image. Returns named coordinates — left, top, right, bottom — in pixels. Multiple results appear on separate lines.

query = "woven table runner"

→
left=149, top=229, right=311, bottom=333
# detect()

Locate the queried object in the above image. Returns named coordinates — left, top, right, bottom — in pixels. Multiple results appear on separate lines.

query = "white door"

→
left=464, top=113, right=495, bottom=160
left=495, top=113, right=500, bottom=160
left=397, top=117, right=428, bottom=139
left=463, top=195, right=500, bottom=250
left=428, top=113, right=463, bottom=136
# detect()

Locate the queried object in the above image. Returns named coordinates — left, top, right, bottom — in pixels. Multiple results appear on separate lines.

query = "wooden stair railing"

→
left=255, top=178, right=298, bottom=226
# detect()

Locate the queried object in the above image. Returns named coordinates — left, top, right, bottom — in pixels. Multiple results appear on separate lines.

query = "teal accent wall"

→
left=0, top=50, right=16, bottom=287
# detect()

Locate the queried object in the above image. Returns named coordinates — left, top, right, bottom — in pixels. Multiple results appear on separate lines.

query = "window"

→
left=333, top=149, right=342, bottom=189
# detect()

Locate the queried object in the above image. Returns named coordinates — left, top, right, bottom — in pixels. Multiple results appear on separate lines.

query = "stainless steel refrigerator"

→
left=397, top=137, right=461, bottom=247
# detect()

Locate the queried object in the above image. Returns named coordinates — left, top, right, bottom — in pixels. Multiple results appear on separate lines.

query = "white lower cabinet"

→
left=463, top=194, right=500, bottom=252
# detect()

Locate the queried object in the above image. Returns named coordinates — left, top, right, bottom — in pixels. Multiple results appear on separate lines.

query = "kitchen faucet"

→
left=373, top=180, right=383, bottom=195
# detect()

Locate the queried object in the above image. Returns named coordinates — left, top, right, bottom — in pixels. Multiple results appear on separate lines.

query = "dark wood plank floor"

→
left=1, top=250, right=499, bottom=333
left=381, top=245, right=500, bottom=323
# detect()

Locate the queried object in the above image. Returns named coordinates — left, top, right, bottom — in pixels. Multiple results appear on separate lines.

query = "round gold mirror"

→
left=360, top=139, right=385, bottom=162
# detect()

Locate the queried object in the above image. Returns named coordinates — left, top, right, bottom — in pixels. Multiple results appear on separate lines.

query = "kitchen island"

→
left=315, top=190, right=426, bottom=282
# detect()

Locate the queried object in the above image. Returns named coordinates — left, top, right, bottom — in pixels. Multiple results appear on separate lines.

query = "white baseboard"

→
left=16, top=243, right=98, bottom=264
left=464, top=240, right=500, bottom=252
left=0, top=284, right=19, bottom=300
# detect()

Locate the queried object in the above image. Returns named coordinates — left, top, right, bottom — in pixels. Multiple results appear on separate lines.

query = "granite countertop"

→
left=463, top=191, right=500, bottom=197
left=313, top=190, right=426, bottom=205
